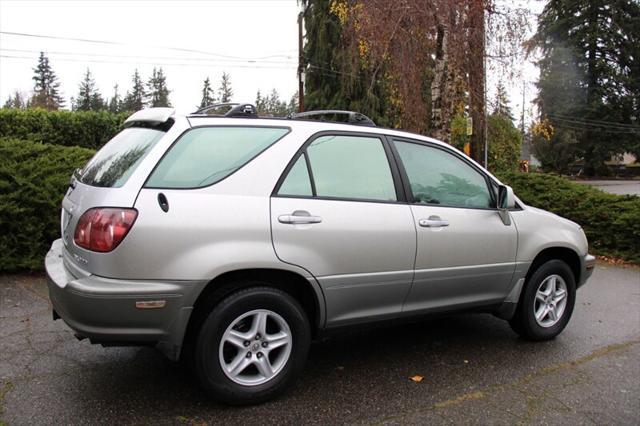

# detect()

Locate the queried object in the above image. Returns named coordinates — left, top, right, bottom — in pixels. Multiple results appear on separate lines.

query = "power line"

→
left=552, top=122, right=638, bottom=134
left=547, top=113, right=637, bottom=129
left=0, top=48, right=297, bottom=65
left=0, top=30, right=293, bottom=61
left=547, top=115, right=639, bottom=131
left=0, top=54, right=297, bottom=70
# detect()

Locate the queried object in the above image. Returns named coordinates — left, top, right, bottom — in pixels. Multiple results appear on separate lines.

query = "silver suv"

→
left=45, top=105, right=595, bottom=405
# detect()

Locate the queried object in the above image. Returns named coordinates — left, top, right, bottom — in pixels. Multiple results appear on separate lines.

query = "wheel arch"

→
left=526, top=246, right=581, bottom=285
left=183, top=268, right=325, bottom=352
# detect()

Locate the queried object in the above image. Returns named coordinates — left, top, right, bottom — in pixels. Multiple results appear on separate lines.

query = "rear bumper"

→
left=45, top=239, right=207, bottom=360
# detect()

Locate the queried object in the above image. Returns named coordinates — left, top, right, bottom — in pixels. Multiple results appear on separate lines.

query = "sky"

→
left=0, top=0, right=542, bottom=123
left=0, top=0, right=300, bottom=114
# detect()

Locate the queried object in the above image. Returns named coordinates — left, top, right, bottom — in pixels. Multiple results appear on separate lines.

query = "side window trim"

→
left=272, top=130, right=408, bottom=204
left=303, top=151, right=317, bottom=197
left=388, top=136, right=498, bottom=210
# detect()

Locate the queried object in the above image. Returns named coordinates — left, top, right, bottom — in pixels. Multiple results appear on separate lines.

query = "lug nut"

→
left=243, top=340, right=250, bottom=347
left=255, top=333, right=261, bottom=340
left=246, top=352, right=252, bottom=358
left=257, top=352, right=263, bottom=358
left=261, top=341, right=268, bottom=347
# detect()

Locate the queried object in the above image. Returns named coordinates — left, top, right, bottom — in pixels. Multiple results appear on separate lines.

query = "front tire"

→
left=194, top=285, right=310, bottom=405
left=509, top=259, right=576, bottom=341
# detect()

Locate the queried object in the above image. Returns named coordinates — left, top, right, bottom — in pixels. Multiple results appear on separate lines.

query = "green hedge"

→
left=499, top=172, right=640, bottom=263
left=0, top=108, right=128, bottom=149
left=0, top=137, right=95, bottom=270
left=0, top=139, right=637, bottom=271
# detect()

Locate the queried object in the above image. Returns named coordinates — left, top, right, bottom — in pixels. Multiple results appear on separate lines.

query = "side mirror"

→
left=498, top=185, right=515, bottom=210
left=497, top=185, right=515, bottom=225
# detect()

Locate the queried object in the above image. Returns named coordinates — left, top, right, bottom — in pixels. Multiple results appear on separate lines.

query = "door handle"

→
left=419, top=215, right=449, bottom=228
left=278, top=210, right=322, bottom=224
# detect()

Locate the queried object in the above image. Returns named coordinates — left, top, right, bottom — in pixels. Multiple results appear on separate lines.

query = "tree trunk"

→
left=431, top=24, right=448, bottom=140
left=467, top=0, right=486, bottom=164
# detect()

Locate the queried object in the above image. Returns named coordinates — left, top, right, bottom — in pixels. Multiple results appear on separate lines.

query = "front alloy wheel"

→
left=509, top=259, right=576, bottom=341
left=533, top=275, right=568, bottom=328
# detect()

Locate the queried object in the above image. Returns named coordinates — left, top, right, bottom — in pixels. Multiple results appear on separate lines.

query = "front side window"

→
left=77, top=127, right=165, bottom=188
left=278, top=134, right=397, bottom=202
left=146, top=126, right=289, bottom=188
left=393, top=140, right=493, bottom=208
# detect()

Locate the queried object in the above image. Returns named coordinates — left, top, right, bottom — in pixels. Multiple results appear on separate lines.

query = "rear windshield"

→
left=76, top=127, right=165, bottom=188
left=145, top=126, right=289, bottom=188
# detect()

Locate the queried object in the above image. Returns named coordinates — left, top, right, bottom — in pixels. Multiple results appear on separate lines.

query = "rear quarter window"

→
left=145, top=126, right=289, bottom=188
left=77, top=127, right=165, bottom=188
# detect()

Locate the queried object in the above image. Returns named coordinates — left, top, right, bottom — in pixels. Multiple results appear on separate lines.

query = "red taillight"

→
left=74, top=208, right=137, bottom=252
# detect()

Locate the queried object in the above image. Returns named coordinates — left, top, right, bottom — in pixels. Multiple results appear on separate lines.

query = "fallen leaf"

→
left=410, top=375, right=424, bottom=382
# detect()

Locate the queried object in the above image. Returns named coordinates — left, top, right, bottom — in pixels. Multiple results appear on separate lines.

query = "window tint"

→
left=77, top=127, right=164, bottom=188
left=278, top=154, right=312, bottom=196
left=393, top=140, right=492, bottom=208
left=146, top=127, right=289, bottom=188
left=306, top=135, right=396, bottom=201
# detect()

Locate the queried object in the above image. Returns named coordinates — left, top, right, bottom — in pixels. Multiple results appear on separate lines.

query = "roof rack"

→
left=290, top=110, right=376, bottom=127
left=192, top=103, right=258, bottom=118
left=190, top=104, right=376, bottom=127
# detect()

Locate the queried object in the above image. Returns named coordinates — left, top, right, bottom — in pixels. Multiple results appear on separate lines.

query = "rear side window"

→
left=77, top=127, right=165, bottom=188
left=277, top=134, right=397, bottom=202
left=145, top=126, right=289, bottom=188
left=278, top=154, right=313, bottom=196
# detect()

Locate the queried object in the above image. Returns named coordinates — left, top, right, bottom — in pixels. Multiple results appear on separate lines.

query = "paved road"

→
left=577, top=180, right=640, bottom=196
left=1, top=264, right=639, bottom=425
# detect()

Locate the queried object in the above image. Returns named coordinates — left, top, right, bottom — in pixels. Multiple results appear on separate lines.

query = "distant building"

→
left=610, top=153, right=637, bottom=165
left=520, top=133, right=541, bottom=166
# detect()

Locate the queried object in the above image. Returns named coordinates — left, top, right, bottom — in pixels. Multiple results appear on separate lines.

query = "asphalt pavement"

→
left=1, top=264, right=639, bottom=425
left=576, top=180, right=640, bottom=196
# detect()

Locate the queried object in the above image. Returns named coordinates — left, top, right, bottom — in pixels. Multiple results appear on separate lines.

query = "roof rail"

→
left=290, top=110, right=376, bottom=127
left=192, top=103, right=258, bottom=118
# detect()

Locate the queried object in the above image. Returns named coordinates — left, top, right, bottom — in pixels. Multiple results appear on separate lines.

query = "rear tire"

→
left=194, top=285, right=310, bottom=405
left=509, top=259, right=576, bottom=341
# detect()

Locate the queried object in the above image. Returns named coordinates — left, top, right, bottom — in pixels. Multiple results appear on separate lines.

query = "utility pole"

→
left=483, top=11, right=488, bottom=169
left=521, top=80, right=526, bottom=137
left=297, top=11, right=305, bottom=113
left=468, top=0, right=486, bottom=165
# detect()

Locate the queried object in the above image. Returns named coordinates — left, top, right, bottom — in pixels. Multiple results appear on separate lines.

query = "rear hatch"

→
left=61, top=125, right=169, bottom=276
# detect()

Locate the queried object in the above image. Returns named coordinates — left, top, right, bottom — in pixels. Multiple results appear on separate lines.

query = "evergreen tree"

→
left=122, top=69, right=146, bottom=111
left=301, top=0, right=389, bottom=126
left=267, top=89, right=288, bottom=116
left=287, top=92, right=299, bottom=115
left=255, top=90, right=266, bottom=114
left=3, top=91, right=26, bottom=109
left=255, top=89, right=289, bottom=116
left=30, top=52, right=64, bottom=110
left=493, top=81, right=513, bottom=120
left=302, top=0, right=349, bottom=111
left=108, top=84, right=122, bottom=113
left=218, top=72, right=233, bottom=103
left=487, top=113, right=522, bottom=173
left=199, top=77, right=215, bottom=108
left=73, top=68, right=104, bottom=111
left=532, top=0, right=640, bottom=174
left=146, top=67, right=171, bottom=107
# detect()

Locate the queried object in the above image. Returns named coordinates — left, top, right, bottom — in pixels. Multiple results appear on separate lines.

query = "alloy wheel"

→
left=218, top=309, right=292, bottom=386
left=533, top=274, right=568, bottom=328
